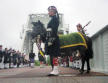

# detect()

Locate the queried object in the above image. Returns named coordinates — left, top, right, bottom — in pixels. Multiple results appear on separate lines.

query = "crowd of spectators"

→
left=0, top=45, right=29, bottom=69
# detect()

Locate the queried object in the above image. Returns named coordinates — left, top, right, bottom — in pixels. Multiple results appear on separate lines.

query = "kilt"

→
left=45, top=36, right=60, bottom=57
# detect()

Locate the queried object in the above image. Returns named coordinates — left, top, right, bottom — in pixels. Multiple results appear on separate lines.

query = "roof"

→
left=91, top=25, right=108, bottom=39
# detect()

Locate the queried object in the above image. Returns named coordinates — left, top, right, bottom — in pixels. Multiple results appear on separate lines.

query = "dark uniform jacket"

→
left=0, top=50, right=3, bottom=62
left=45, top=15, right=60, bottom=57
left=3, top=50, right=10, bottom=63
left=47, top=15, right=59, bottom=37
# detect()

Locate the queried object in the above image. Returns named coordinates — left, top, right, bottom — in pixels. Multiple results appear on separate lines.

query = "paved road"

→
left=0, top=66, right=108, bottom=83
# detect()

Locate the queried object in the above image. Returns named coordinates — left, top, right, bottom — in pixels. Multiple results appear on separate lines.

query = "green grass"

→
left=35, top=60, right=40, bottom=66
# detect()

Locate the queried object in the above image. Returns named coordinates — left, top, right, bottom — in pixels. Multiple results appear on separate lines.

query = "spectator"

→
left=0, top=45, right=3, bottom=69
left=29, top=51, right=35, bottom=68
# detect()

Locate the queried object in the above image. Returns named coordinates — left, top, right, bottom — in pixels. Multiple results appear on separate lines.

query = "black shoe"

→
left=79, top=70, right=84, bottom=74
left=86, top=70, right=90, bottom=74
left=48, top=74, right=58, bottom=76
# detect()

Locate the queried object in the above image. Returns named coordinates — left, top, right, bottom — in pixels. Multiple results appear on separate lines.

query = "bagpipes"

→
left=82, top=21, right=91, bottom=35
left=83, top=21, right=91, bottom=29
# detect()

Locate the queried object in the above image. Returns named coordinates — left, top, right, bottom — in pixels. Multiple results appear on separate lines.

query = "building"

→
left=91, top=25, right=108, bottom=72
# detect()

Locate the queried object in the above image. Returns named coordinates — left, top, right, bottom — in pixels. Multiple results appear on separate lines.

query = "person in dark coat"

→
left=17, top=51, right=21, bottom=68
left=21, top=53, right=25, bottom=66
left=29, top=51, right=35, bottom=68
left=0, top=45, right=3, bottom=69
left=13, top=50, right=18, bottom=68
left=0, top=45, right=3, bottom=63
left=45, top=6, right=60, bottom=76
left=3, top=48, right=10, bottom=69
left=8, top=48, right=13, bottom=68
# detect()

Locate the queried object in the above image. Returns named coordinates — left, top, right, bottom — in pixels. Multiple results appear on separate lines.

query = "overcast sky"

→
left=0, top=0, right=108, bottom=50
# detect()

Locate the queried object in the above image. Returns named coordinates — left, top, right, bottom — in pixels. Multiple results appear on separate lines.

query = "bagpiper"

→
left=76, top=23, right=93, bottom=74
left=45, top=6, right=60, bottom=76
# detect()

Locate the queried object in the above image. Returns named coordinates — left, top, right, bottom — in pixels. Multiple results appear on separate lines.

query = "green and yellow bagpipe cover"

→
left=59, top=32, right=87, bottom=49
